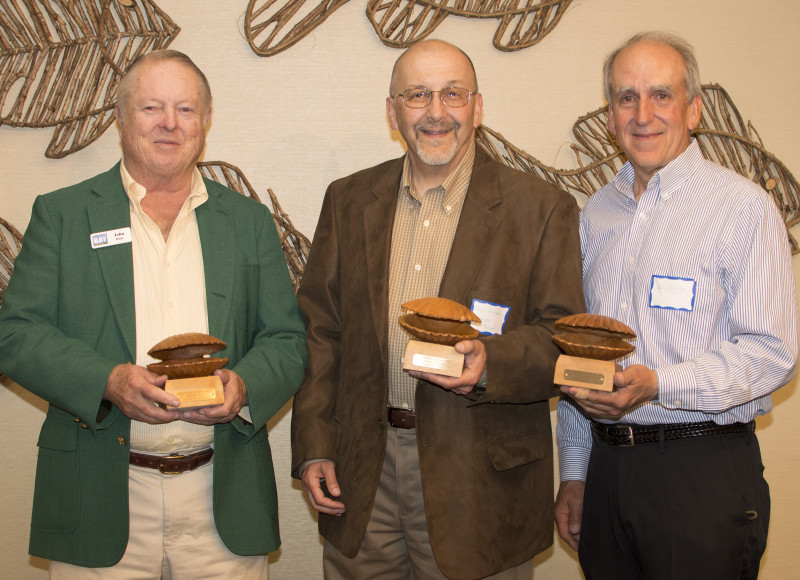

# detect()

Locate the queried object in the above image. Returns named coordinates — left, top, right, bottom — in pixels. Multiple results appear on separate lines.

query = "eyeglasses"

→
left=393, top=87, right=476, bottom=109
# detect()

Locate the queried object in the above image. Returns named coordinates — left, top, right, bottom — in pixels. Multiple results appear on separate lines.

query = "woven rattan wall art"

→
left=476, top=83, right=800, bottom=252
left=197, top=161, right=311, bottom=291
left=0, top=216, right=23, bottom=306
left=0, top=0, right=179, bottom=158
left=245, top=0, right=573, bottom=57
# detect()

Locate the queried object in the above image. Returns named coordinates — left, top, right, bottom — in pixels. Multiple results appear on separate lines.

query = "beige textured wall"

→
left=2, top=1, right=799, bottom=578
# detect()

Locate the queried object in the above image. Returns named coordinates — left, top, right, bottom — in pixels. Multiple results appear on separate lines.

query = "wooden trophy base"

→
left=164, top=375, right=225, bottom=410
left=554, top=355, right=615, bottom=392
left=403, top=339, right=464, bottom=378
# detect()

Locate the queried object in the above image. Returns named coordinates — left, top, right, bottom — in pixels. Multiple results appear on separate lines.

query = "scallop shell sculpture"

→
left=399, top=297, right=481, bottom=346
left=552, top=314, right=636, bottom=360
left=147, top=333, right=228, bottom=379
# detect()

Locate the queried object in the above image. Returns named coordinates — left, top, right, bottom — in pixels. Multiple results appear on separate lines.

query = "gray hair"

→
left=603, top=31, right=701, bottom=103
left=116, top=50, right=212, bottom=120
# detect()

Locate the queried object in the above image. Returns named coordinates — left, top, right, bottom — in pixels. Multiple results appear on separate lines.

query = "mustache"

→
left=415, top=120, right=459, bottom=133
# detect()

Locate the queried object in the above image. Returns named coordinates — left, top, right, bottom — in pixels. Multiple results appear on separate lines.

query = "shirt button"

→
left=620, top=302, right=628, bottom=310
left=639, top=213, right=648, bottom=221
left=445, top=205, right=452, bottom=212
left=423, top=220, right=430, bottom=227
left=414, top=264, right=421, bottom=271
left=674, top=400, right=681, bottom=406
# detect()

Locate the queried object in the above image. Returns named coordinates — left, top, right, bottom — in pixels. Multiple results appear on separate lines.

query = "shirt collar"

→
left=612, top=139, right=703, bottom=202
left=120, top=159, right=208, bottom=213
left=400, top=142, right=476, bottom=214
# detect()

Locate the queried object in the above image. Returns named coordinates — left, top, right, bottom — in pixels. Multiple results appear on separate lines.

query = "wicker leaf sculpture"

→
left=0, top=0, right=180, bottom=158
left=244, top=0, right=573, bottom=56
left=476, top=83, right=800, bottom=252
left=0, top=216, right=23, bottom=306
left=197, top=161, right=311, bottom=291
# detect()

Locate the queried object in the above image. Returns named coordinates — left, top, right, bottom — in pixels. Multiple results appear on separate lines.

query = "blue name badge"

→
left=649, top=275, right=696, bottom=311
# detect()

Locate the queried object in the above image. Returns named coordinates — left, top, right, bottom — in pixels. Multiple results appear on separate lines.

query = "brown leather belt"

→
left=129, top=449, right=214, bottom=474
left=591, top=420, right=754, bottom=447
left=388, top=408, right=416, bottom=429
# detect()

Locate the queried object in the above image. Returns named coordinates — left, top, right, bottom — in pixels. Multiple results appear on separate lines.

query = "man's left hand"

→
left=559, top=364, right=658, bottom=420
left=409, top=339, right=486, bottom=396
left=179, top=369, right=249, bottom=425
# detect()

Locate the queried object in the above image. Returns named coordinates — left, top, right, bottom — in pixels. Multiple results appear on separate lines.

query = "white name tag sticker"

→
left=470, top=299, right=510, bottom=335
left=649, top=275, right=696, bottom=311
left=90, top=227, right=132, bottom=249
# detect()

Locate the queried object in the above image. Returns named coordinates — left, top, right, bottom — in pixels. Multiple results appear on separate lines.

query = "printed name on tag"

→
left=649, top=275, right=696, bottom=311
left=91, top=227, right=132, bottom=249
left=470, top=299, right=510, bottom=335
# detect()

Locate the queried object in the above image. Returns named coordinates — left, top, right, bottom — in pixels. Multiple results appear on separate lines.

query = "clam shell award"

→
left=147, top=332, right=228, bottom=410
left=552, top=313, right=636, bottom=394
left=399, top=297, right=480, bottom=378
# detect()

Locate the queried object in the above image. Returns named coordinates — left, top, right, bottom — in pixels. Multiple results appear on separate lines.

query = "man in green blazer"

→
left=0, top=51, right=306, bottom=577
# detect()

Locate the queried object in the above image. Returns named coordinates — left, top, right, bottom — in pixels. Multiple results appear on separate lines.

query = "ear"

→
left=472, top=93, right=484, bottom=128
left=686, top=94, right=702, bottom=131
left=386, top=96, right=399, bottom=131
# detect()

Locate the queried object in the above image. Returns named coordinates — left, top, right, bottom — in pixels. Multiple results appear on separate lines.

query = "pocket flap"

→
left=486, top=432, right=548, bottom=471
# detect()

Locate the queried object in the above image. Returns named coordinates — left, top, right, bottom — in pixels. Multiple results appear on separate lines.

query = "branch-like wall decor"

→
left=0, top=0, right=179, bottom=158
left=477, top=84, right=800, bottom=252
left=0, top=216, right=23, bottom=306
left=197, top=161, right=311, bottom=291
left=245, top=0, right=573, bottom=57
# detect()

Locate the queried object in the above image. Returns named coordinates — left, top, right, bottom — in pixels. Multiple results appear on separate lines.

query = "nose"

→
left=159, top=108, right=177, bottom=130
left=425, top=91, right=447, bottom=119
left=634, top=99, right=654, bottom=125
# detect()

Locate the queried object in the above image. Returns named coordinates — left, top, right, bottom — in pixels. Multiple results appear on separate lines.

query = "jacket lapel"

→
left=87, top=164, right=136, bottom=361
left=363, top=157, right=404, bottom=364
left=439, top=150, right=502, bottom=303
left=197, top=183, right=235, bottom=338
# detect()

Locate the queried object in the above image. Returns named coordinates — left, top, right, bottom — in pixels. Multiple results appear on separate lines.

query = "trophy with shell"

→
left=147, top=332, right=229, bottom=410
left=552, top=313, right=636, bottom=396
left=398, top=297, right=481, bottom=378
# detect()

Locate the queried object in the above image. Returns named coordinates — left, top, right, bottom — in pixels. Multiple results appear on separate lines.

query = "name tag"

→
left=470, top=299, right=510, bottom=335
left=91, top=227, right=131, bottom=249
left=650, top=275, right=696, bottom=311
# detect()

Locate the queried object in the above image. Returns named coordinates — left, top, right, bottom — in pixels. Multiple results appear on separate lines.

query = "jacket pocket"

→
left=31, top=415, right=79, bottom=532
left=486, top=432, right=548, bottom=471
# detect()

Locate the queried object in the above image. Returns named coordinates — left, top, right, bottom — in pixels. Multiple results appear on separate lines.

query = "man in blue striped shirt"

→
left=555, top=31, right=799, bottom=580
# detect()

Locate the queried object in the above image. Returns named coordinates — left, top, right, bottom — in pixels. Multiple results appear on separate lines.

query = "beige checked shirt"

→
left=387, top=144, right=476, bottom=410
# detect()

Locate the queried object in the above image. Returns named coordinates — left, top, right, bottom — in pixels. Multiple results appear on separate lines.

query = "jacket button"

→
left=117, top=437, right=126, bottom=445
left=80, top=424, right=89, bottom=429
left=73, top=417, right=81, bottom=422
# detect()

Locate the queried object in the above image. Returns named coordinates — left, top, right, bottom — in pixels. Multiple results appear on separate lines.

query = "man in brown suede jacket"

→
left=291, top=39, right=584, bottom=579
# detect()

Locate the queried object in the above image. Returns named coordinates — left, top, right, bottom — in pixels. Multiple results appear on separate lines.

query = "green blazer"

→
left=0, top=163, right=307, bottom=567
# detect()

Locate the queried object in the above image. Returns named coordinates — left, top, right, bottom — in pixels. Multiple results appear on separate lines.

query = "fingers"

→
left=302, top=462, right=346, bottom=516
left=180, top=370, right=247, bottom=425
left=104, top=364, right=180, bottom=424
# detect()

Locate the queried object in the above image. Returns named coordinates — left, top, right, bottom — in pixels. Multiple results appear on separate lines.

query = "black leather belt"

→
left=591, top=421, right=754, bottom=447
left=129, top=449, right=214, bottom=474
left=388, top=408, right=416, bottom=429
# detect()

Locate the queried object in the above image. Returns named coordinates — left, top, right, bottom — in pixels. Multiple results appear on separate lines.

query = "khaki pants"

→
left=50, top=460, right=268, bottom=580
left=323, top=428, right=534, bottom=580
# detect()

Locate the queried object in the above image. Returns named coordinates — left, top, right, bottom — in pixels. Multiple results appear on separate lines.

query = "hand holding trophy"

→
left=552, top=313, right=636, bottom=399
left=147, top=332, right=228, bottom=410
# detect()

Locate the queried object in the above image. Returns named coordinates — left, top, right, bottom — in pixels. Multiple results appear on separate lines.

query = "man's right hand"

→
left=301, top=460, right=346, bottom=516
left=103, top=364, right=181, bottom=424
left=555, top=480, right=585, bottom=551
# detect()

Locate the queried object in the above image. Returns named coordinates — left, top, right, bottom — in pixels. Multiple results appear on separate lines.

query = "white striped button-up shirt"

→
left=557, top=140, right=799, bottom=480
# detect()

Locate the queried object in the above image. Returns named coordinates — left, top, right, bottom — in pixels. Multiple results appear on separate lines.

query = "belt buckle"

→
left=621, top=426, right=635, bottom=447
left=158, top=453, right=185, bottom=475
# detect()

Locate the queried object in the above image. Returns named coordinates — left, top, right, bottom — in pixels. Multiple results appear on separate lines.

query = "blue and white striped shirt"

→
left=557, top=140, right=799, bottom=481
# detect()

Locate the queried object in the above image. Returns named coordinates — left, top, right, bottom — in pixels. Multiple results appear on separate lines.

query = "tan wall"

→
left=2, top=1, right=799, bottom=578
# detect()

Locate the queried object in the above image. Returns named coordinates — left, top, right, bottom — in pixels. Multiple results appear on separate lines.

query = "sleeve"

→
left=0, top=195, right=117, bottom=428
left=290, top=182, right=342, bottom=477
left=229, top=203, right=309, bottom=430
left=655, top=192, right=799, bottom=413
left=556, top=396, right=593, bottom=481
left=478, top=192, right=586, bottom=404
